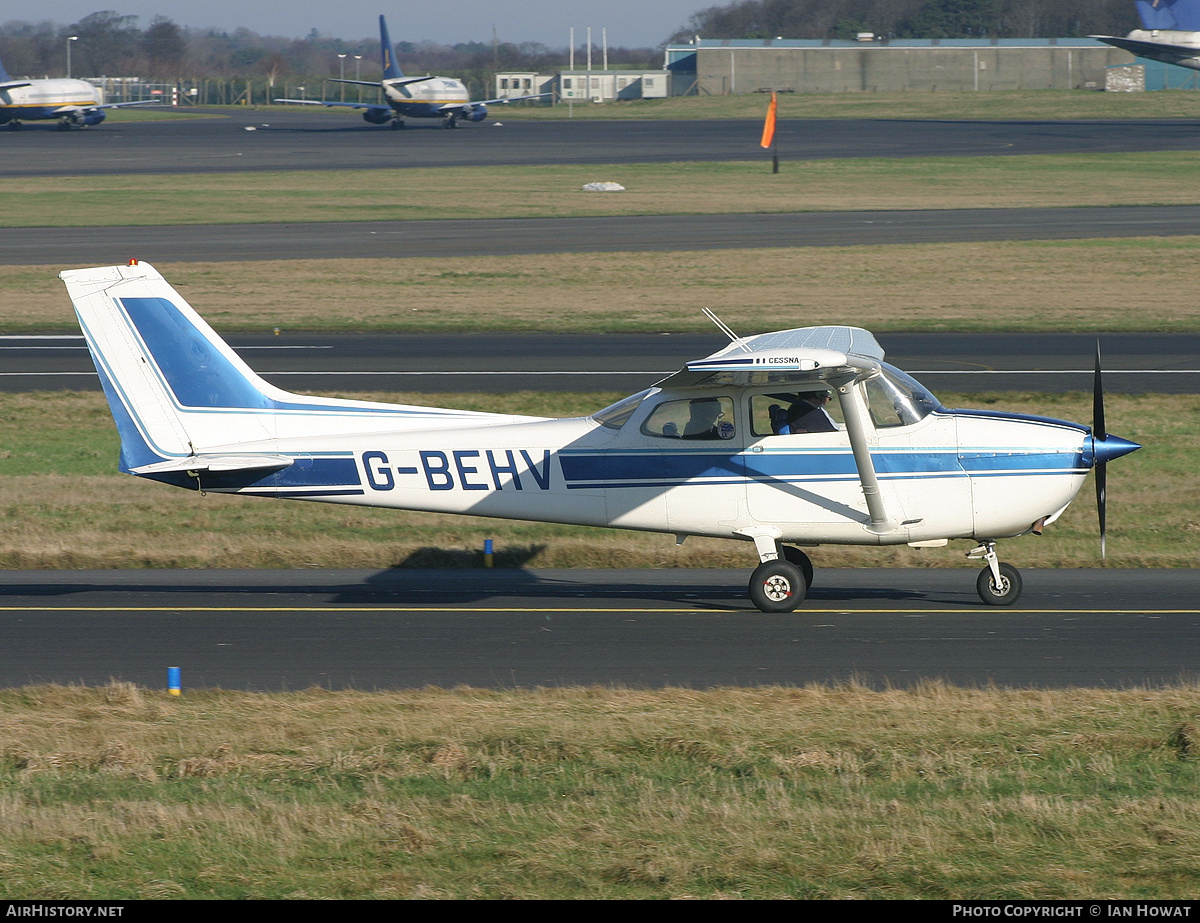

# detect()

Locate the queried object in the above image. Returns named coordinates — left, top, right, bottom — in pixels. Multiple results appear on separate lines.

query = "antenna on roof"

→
left=702, top=307, right=751, bottom=351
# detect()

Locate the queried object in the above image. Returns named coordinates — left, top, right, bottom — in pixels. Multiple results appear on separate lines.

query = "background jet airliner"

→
left=1093, top=0, right=1200, bottom=72
left=0, top=52, right=153, bottom=129
left=61, top=261, right=1140, bottom=613
left=276, top=15, right=546, bottom=128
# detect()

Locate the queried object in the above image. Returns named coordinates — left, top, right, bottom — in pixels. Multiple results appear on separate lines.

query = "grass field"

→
left=494, top=88, right=1200, bottom=121
left=123, top=89, right=1200, bottom=122
left=11, top=236, right=1200, bottom=335
left=8, top=151, right=1200, bottom=229
left=2, top=681, right=1200, bottom=899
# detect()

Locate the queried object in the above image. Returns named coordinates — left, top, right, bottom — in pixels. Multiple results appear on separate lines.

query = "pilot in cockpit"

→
left=773, top=390, right=838, bottom=434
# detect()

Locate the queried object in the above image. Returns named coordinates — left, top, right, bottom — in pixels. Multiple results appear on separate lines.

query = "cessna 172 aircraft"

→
left=1093, top=0, right=1200, bottom=72
left=61, top=262, right=1141, bottom=612
left=0, top=53, right=152, bottom=129
left=276, top=15, right=546, bottom=128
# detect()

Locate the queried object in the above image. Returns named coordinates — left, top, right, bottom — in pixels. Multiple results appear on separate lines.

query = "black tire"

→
left=976, top=563, right=1022, bottom=606
left=781, top=546, right=815, bottom=589
left=749, top=560, right=807, bottom=613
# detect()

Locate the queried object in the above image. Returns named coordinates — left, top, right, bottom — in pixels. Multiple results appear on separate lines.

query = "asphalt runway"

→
left=8, top=108, right=1200, bottom=176
left=5, top=331, right=1197, bottom=393
left=9, top=204, right=1200, bottom=266
left=1, top=568, right=1197, bottom=690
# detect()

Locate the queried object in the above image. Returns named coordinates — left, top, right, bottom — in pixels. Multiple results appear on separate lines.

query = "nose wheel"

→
left=970, top=542, right=1023, bottom=606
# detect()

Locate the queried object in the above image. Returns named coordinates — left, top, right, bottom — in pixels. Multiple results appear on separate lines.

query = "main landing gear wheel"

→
left=781, top=546, right=814, bottom=589
left=749, top=560, right=807, bottom=613
left=976, top=562, right=1022, bottom=606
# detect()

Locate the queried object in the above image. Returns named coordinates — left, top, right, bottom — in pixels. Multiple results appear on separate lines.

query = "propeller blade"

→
left=1093, top=339, right=1107, bottom=559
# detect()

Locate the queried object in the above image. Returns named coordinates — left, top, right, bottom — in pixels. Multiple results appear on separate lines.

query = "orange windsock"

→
left=760, top=91, right=777, bottom=148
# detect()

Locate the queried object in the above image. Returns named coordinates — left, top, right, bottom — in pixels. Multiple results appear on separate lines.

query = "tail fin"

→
left=380, top=14, right=404, bottom=79
left=0, top=53, right=9, bottom=82
left=61, top=262, right=487, bottom=481
left=62, top=262, right=291, bottom=474
left=1136, top=0, right=1200, bottom=30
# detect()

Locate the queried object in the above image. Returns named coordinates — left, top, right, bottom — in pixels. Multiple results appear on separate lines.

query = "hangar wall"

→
left=667, top=40, right=1138, bottom=95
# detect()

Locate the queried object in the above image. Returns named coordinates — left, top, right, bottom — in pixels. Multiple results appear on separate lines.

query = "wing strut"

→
left=834, top=377, right=896, bottom=535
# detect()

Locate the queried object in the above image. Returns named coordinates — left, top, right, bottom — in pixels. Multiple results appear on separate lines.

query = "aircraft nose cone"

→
left=1092, top=434, right=1141, bottom=465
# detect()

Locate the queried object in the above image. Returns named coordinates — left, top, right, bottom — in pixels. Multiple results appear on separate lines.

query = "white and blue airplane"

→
left=61, top=261, right=1141, bottom=612
left=0, top=53, right=153, bottom=129
left=1094, top=0, right=1200, bottom=72
left=276, top=15, right=546, bottom=129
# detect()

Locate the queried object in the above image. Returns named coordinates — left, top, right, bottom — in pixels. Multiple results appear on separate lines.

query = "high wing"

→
left=654, top=325, right=885, bottom=391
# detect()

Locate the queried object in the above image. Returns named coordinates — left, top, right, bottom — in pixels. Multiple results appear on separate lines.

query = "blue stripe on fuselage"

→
left=559, top=448, right=1083, bottom=489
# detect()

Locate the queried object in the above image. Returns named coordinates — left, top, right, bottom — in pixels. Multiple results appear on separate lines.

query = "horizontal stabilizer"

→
left=130, top=454, right=295, bottom=476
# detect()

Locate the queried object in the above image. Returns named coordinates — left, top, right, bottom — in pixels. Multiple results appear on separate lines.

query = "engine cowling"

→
left=464, top=105, right=487, bottom=123
left=362, top=109, right=392, bottom=125
left=64, top=110, right=106, bottom=127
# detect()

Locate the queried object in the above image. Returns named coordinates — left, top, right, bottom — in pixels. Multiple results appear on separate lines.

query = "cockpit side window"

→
left=641, top=396, right=736, bottom=440
left=750, top=389, right=843, bottom=436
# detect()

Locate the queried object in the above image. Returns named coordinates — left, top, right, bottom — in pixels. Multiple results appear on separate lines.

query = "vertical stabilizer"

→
left=0, top=53, right=9, bottom=82
left=61, top=262, right=281, bottom=472
left=380, top=14, right=404, bottom=79
left=1135, top=0, right=1200, bottom=30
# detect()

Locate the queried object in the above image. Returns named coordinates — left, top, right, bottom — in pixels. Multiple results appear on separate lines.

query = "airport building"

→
left=664, top=37, right=1139, bottom=96
left=498, top=36, right=1192, bottom=103
left=494, top=69, right=668, bottom=103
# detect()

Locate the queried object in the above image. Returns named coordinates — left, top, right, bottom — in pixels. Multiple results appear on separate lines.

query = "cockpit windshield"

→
left=592, top=388, right=655, bottom=430
left=863, top=363, right=943, bottom=428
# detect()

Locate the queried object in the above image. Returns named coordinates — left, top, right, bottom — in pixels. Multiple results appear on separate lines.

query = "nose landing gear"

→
left=969, top=542, right=1023, bottom=606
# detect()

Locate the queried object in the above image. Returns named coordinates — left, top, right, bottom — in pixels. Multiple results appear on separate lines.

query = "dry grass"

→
left=122, top=90, right=1200, bottom=123
left=495, top=89, right=1200, bottom=122
left=0, top=681, right=1199, bottom=898
left=11, top=236, right=1200, bottom=334
left=7, top=152, right=1200, bottom=229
